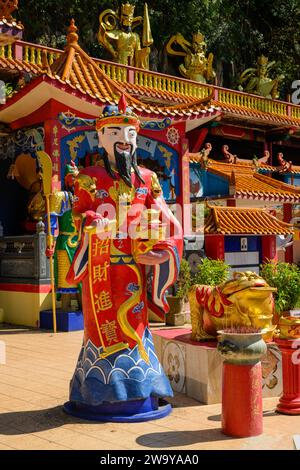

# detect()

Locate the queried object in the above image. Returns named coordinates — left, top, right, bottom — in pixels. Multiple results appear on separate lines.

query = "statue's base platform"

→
left=0, top=281, right=52, bottom=328
left=63, top=397, right=172, bottom=423
left=152, top=327, right=283, bottom=404
left=40, top=309, right=83, bottom=332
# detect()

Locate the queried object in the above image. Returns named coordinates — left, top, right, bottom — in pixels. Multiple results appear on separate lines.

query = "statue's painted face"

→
left=98, top=124, right=139, bottom=187
left=98, top=125, right=137, bottom=162
left=258, top=65, right=267, bottom=78
left=193, top=41, right=205, bottom=54
left=121, top=12, right=134, bottom=27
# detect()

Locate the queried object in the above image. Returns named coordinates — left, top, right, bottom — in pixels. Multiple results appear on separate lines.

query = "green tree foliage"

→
left=17, top=0, right=300, bottom=98
left=261, top=261, right=300, bottom=313
left=192, top=257, right=229, bottom=286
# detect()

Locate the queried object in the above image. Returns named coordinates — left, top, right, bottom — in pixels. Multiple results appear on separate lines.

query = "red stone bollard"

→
left=275, top=338, right=300, bottom=415
left=222, top=362, right=263, bottom=437
left=217, top=330, right=266, bottom=438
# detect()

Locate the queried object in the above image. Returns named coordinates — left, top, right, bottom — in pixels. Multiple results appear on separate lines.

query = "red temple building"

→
left=1, top=5, right=300, bottom=327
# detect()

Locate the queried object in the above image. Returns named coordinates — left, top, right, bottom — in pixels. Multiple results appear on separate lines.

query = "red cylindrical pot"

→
left=218, top=331, right=266, bottom=437
left=222, top=362, right=263, bottom=437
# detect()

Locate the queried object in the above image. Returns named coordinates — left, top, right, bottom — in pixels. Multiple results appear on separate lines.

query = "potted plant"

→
left=166, top=259, right=191, bottom=326
left=261, top=261, right=300, bottom=415
left=260, top=261, right=300, bottom=339
left=191, top=257, right=229, bottom=287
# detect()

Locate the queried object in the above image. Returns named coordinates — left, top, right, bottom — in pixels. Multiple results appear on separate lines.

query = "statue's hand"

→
left=137, top=250, right=170, bottom=265
left=84, top=211, right=112, bottom=234
left=90, top=217, right=110, bottom=230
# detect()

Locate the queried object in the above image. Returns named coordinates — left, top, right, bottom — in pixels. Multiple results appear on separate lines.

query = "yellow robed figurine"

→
left=238, top=55, right=284, bottom=99
left=46, top=162, right=81, bottom=312
left=166, top=31, right=215, bottom=83
left=98, top=2, right=153, bottom=70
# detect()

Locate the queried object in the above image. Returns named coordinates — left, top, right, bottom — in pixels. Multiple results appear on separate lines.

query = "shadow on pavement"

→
left=136, top=428, right=232, bottom=448
left=0, top=406, right=105, bottom=434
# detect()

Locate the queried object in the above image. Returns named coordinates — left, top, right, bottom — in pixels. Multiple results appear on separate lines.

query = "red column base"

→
left=222, top=362, right=263, bottom=438
left=275, top=338, right=300, bottom=416
left=277, top=397, right=300, bottom=415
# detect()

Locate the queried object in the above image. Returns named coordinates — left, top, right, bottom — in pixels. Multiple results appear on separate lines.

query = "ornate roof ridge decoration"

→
left=222, top=145, right=274, bottom=170
left=276, top=152, right=300, bottom=175
left=46, top=19, right=214, bottom=118
left=189, top=152, right=278, bottom=174
left=205, top=205, right=294, bottom=235
left=189, top=143, right=212, bottom=167
left=198, top=158, right=300, bottom=202
left=0, top=0, right=23, bottom=28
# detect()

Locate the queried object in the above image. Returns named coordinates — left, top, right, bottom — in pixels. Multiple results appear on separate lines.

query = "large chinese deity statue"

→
left=166, top=31, right=215, bottom=83
left=46, top=162, right=81, bottom=311
left=98, top=2, right=153, bottom=70
left=238, top=55, right=284, bottom=99
left=63, top=95, right=183, bottom=422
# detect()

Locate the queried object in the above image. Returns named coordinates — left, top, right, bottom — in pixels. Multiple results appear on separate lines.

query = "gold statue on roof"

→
left=238, top=55, right=284, bottom=99
left=98, top=2, right=153, bottom=70
left=166, top=31, right=215, bottom=83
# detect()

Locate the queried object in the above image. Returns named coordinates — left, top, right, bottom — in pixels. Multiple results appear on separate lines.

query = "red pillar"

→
left=44, top=119, right=61, bottom=192
left=205, top=234, right=225, bottom=260
left=14, top=42, right=23, bottom=60
left=283, top=203, right=293, bottom=263
left=222, top=362, right=263, bottom=437
left=227, top=198, right=236, bottom=207
left=261, top=235, right=277, bottom=263
left=177, top=138, right=191, bottom=235
left=275, top=338, right=300, bottom=415
left=189, top=128, right=208, bottom=153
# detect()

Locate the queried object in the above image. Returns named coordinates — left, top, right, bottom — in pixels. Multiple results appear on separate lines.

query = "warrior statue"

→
left=238, top=55, right=284, bottom=99
left=63, top=95, right=183, bottom=422
left=98, top=2, right=153, bottom=70
left=166, top=31, right=215, bottom=83
left=46, top=162, right=81, bottom=311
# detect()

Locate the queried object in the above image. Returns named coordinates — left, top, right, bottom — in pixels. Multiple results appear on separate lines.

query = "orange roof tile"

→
left=205, top=206, right=294, bottom=235
left=190, top=156, right=300, bottom=202
left=0, top=56, right=41, bottom=74
left=214, top=100, right=300, bottom=127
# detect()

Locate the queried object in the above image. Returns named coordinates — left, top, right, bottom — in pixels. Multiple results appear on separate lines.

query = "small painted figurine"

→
left=166, top=31, right=215, bottom=83
left=98, top=2, right=153, bottom=70
left=46, top=162, right=80, bottom=311
left=64, top=95, right=183, bottom=421
left=238, top=55, right=284, bottom=99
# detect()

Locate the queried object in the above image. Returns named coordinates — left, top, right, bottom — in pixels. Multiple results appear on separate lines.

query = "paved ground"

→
left=0, top=326, right=299, bottom=450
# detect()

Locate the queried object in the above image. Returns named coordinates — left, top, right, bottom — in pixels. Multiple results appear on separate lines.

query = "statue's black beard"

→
left=100, top=145, right=145, bottom=188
